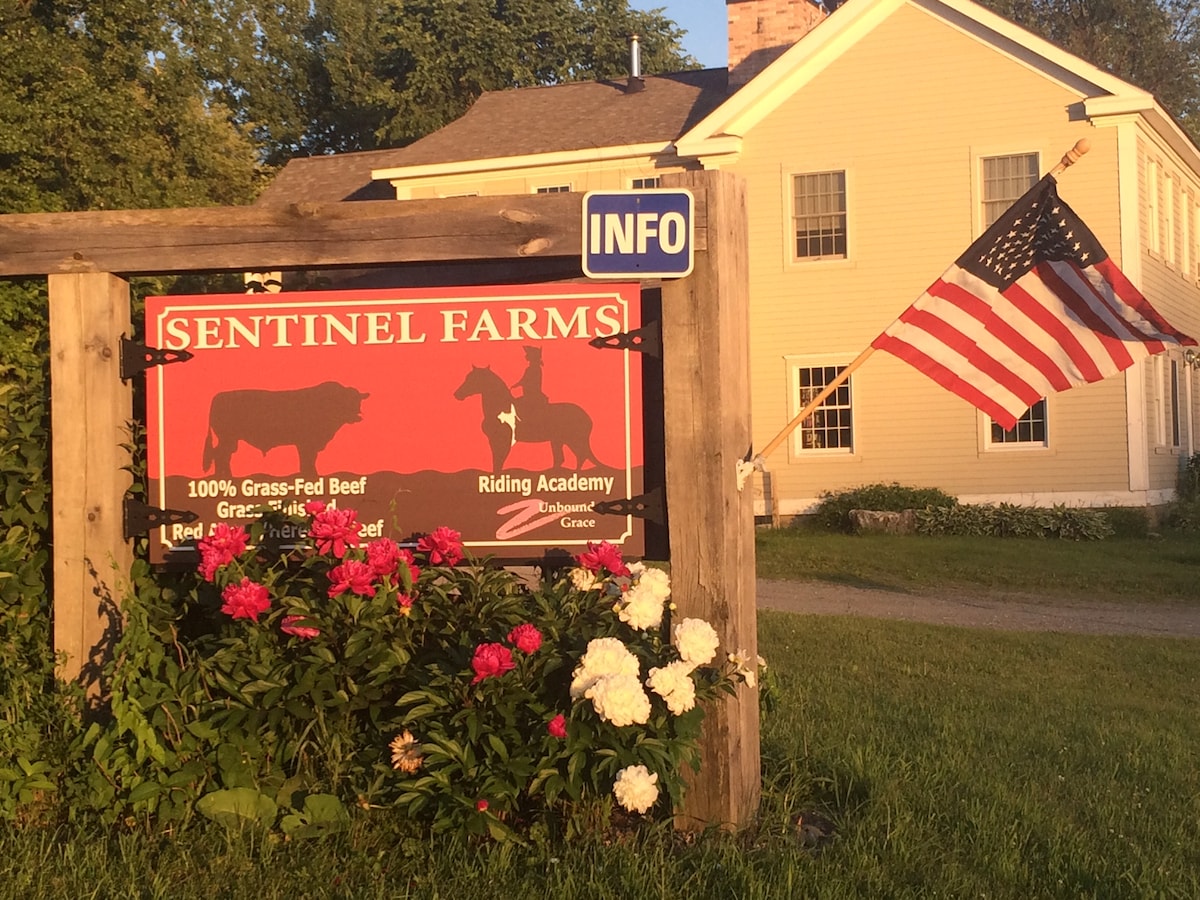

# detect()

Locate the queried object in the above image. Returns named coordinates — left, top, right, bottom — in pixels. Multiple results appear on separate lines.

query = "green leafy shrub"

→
left=72, top=507, right=757, bottom=840
left=0, top=364, right=81, bottom=822
left=915, top=503, right=1113, bottom=540
left=1165, top=499, right=1200, bottom=532
left=1177, top=453, right=1200, bottom=502
left=808, top=483, right=958, bottom=533
left=1097, top=506, right=1150, bottom=538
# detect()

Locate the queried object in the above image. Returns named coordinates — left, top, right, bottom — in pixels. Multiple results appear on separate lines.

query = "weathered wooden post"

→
left=661, top=170, right=760, bottom=829
left=47, top=272, right=133, bottom=688
left=4, top=179, right=760, bottom=825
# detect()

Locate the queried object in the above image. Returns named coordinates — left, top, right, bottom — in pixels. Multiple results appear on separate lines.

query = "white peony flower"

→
left=570, top=637, right=640, bottom=698
left=585, top=674, right=651, bottom=726
left=727, top=648, right=758, bottom=688
left=612, top=764, right=659, bottom=814
left=569, top=567, right=598, bottom=592
left=646, top=661, right=697, bottom=715
left=617, top=585, right=665, bottom=630
left=673, top=618, right=720, bottom=667
left=634, top=566, right=671, bottom=601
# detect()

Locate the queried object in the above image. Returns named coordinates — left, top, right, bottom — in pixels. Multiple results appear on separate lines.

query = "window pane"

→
left=631, top=177, right=661, bottom=189
left=990, top=399, right=1047, bottom=445
left=793, top=171, right=846, bottom=259
left=982, top=154, right=1038, bottom=228
left=796, top=365, right=853, bottom=451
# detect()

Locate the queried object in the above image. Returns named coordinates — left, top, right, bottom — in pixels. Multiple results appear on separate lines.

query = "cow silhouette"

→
left=202, top=382, right=368, bottom=478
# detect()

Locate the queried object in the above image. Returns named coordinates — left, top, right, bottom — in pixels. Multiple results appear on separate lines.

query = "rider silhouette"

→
left=511, top=346, right=549, bottom=417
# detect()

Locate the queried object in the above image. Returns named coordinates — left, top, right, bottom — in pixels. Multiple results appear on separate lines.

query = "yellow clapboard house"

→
left=260, top=0, right=1200, bottom=516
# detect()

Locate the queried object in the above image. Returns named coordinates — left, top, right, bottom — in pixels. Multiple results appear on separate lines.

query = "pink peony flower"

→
left=327, top=559, right=377, bottom=597
left=470, top=642, right=515, bottom=684
left=547, top=714, right=567, bottom=739
left=197, top=523, right=249, bottom=581
left=303, top=500, right=326, bottom=515
left=418, top=526, right=463, bottom=566
left=220, top=577, right=270, bottom=622
left=281, top=614, right=320, bottom=639
left=475, top=799, right=489, bottom=812
left=310, top=507, right=362, bottom=558
left=365, top=538, right=401, bottom=578
left=575, top=541, right=630, bottom=578
left=506, top=623, right=542, bottom=654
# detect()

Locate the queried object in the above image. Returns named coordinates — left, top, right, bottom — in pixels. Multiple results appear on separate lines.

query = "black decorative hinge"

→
left=120, top=335, right=194, bottom=381
left=592, top=486, right=665, bottom=525
left=588, top=321, right=661, bottom=358
left=123, top=498, right=199, bottom=539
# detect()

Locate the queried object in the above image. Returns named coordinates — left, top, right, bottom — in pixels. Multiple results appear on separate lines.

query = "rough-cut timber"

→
left=660, top=171, right=760, bottom=830
left=0, top=192, right=707, bottom=277
left=48, top=273, right=133, bottom=692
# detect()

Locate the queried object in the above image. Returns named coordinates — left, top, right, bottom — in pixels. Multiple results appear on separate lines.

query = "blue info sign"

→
left=582, top=189, right=694, bottom=279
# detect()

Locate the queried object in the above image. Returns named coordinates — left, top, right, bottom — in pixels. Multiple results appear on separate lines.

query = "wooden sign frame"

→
left=0, top=170, right=759, bottom=829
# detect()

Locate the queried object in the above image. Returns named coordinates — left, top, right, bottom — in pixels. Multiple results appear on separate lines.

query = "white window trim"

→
left=1193, top=201, right=1200, bottom=280
left=781, top=165, right=854, bottom=268
left=1147, top=158, right=1161, bottom=254
left=533, top=183, right=572, bottom=194
left=783, top=354, right=857, bottom=458
left=980, top=398, right=1052, bottom=451
left=1165, top=172, right=1177, bottom=265
left=630, top=176, right=662, bottom=189
left=970, top=147, right=1041, bottom=236
left=1183, top=188, right=1193, bottom=278
left=1154, top=354, right=1167, bottom=446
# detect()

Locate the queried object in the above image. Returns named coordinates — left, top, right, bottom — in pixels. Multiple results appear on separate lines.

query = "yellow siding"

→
left=1136, top=131, right=1200, bottom=490
left=377, top=1, right=1200, bottom=511
left=732, top=2, right=1135, bottom=507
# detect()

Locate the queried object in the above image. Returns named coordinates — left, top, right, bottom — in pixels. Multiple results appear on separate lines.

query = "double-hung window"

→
left=981, top=153, right=1046, bottom=445
left=790, top=363, right=854, bottom=453
left=792, top=171, right=847, bottom=260
left=981, top=153, right=1039, bottom=228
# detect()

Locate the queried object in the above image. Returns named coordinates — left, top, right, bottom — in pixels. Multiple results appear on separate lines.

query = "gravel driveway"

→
left=757, top=579, right=1200, bottom=638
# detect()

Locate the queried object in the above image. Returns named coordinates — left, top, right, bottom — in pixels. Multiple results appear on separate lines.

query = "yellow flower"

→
left=390, top=730, right=423, bottom=774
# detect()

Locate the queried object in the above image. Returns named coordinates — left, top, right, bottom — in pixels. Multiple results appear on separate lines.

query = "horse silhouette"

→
left=453, top=364, right=601, bottom=472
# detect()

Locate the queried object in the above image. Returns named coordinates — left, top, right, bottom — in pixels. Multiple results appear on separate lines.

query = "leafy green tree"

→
left=180, top=0, right=695, bottom=163
left=0, top=1, right=262, bottom=214
left=980, top=0, right=1200, bottom=140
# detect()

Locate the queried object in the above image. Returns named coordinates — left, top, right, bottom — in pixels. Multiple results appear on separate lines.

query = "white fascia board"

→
left=371, top=141, right=673, bottom=184
left=1089, top=101, right=1200, bottom=175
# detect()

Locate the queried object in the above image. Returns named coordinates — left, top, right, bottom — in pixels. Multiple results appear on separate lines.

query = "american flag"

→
left=871, top=176, right=1196, bottom=430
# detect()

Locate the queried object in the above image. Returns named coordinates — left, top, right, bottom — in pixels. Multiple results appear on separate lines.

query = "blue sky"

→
left=632, top=0, right=728, bottom=69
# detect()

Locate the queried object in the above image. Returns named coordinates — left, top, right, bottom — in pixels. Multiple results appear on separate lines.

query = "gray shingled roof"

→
left=257, top=68, right=729, bottom=205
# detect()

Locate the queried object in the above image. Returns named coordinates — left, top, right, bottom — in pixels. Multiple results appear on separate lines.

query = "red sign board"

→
left=144, top=284, right=644, bottom=564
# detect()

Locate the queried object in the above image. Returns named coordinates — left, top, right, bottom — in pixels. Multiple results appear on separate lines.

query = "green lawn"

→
left=756, top=528, right=1200, bottom=602
left=5, top=612, right=1197, bottom=899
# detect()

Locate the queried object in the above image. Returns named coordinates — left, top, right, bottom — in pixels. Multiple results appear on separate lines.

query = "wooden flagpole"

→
left=743, top=138, right=1093, bottom=474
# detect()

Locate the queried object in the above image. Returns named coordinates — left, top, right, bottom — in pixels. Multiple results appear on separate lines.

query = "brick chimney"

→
left=727, top=0, right=828, bottom=89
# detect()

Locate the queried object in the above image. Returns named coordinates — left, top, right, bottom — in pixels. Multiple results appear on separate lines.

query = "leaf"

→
left=195, top=788, right=277, bottom=829
left=128, top=781, right=162, bottom=803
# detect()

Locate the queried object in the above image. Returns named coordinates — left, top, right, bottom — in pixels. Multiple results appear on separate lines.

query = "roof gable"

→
left=675, top=0, right=1152, bottom=159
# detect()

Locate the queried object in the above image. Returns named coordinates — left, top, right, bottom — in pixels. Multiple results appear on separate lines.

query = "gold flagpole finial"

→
left=1049, top=139, right=1091, bottom=178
